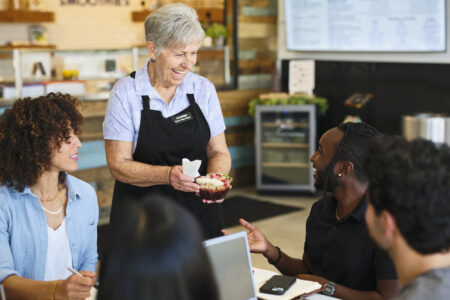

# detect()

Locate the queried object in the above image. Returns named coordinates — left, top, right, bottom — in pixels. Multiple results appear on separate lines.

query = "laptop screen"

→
left=203, top=231, right=257, bottom=300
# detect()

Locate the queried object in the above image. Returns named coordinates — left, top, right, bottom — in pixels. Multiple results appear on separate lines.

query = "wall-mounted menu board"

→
left=285, top=0, right=446, bottom=52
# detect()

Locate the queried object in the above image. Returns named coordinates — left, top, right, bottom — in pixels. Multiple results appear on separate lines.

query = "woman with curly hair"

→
left=0, top=93, right=98, bottom=300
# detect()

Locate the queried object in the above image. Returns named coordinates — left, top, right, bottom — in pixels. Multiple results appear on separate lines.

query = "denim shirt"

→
left=0, top=174, right=98, bottom=282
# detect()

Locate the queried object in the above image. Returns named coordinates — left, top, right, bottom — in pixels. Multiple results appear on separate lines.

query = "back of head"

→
left=335, top=122, right=381, bottom=182
left=98, top=196, right=218, bottom=300
left=144, top=3, right=205, bottom=55
left=365, top=136, right=450, bottom=254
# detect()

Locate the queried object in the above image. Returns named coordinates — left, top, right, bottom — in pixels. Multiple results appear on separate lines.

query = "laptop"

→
left=203, top=231, right=257, bottom=300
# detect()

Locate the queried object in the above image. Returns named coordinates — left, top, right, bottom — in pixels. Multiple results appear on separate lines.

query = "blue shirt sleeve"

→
left=78, top=186, right=99, bottom=273
left=0, top=191, right=20, bottom=282
left=103, top=89, right=135, bottom=142
left=205, top=81, right=226, bottom=138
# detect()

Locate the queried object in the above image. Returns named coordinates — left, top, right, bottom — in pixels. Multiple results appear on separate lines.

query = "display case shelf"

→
left=262, top=162, right=310, bottom=168
left=131, top=8, right=224, bottom=22
left=255, top=105, right=316, bottom=193
left=0, top=10, right=54, bottom=23
left=262, top=122, right=309, bottom=128
left=262, top=143, right=309, bottom=148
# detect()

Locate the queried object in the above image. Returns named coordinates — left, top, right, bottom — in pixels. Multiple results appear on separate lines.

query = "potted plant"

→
left=205, top=23, right=228, bottom=47
left=248, top=93, right=329, bottom=117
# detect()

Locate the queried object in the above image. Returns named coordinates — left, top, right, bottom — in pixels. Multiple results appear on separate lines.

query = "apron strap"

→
left=141, top=95, right=150, bottom=111
left=186, top=93, right=195, bottom=105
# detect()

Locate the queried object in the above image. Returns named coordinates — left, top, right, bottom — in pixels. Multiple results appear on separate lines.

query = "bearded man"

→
left=238, top=122, right=400, bottom=300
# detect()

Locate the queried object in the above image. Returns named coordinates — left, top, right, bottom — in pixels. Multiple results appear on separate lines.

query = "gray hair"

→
left=144, top=3, right=205, bottom=56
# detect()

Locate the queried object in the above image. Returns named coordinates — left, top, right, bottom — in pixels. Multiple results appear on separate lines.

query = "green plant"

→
left=248, top=94, right=328, bottom=117
left=205, top=23, right=228, bottom=39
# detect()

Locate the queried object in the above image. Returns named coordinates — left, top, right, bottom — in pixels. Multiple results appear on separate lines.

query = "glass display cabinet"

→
left=255, top=105, right=316, bottom=193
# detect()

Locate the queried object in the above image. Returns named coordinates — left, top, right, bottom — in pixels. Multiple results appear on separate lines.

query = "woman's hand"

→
left=239, top=218, right=270, bottom=254
left=197, top=184, right=232, bottom=204
left=169, top=165, right=200, bottom=193
left=57, top=272, right=96, bottom=300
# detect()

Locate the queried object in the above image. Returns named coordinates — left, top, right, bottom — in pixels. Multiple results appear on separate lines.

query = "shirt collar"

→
left=327, top=195, right=367, bottom=223
left=64, top=174, right=81, bottom=203
left=134, top=61, right=189, bottom=100
left=350, top=197, right=367, bottom=222
left=17, top=173, right=80, bottom=202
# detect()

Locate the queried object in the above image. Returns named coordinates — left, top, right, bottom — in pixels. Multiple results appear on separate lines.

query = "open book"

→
left=254, top=267, right=323, bottom=300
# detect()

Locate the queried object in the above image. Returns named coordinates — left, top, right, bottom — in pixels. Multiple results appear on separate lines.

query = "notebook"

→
left=203, top=231, right=257, bottom=300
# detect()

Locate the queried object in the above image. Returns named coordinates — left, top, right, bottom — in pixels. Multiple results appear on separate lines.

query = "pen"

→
left=0, top=284, right=6, bottom=300
left=67, top=266, right=99, bottom=289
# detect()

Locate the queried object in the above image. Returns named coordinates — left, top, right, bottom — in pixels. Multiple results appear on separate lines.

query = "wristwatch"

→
left=323, top=281, right=335, bottom=296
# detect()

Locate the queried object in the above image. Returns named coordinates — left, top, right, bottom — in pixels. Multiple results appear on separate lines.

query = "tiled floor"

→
left=224, top=186, right=319, bottom=273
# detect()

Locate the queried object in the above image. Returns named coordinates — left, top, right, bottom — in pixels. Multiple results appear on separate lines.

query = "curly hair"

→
left=0, top=93, right=83, bottom=192
left=365, top=136, right=450, bottom=254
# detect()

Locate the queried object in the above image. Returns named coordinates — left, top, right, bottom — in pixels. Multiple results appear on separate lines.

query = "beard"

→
left=314, top=161, right=340, bottom=192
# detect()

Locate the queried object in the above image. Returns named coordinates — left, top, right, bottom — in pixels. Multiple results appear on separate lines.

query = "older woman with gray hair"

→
left=103, top=3, right=231, bottom=239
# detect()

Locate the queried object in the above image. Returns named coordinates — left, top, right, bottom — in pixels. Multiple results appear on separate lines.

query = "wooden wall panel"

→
left=238, top=0, right=277, bottom=90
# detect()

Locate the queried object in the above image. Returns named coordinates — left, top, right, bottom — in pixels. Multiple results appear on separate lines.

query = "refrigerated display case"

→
left=255, top=105, right=316, bottom=193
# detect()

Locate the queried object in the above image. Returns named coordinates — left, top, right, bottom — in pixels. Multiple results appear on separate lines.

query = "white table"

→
left=254, top=268, right=341, bottom=300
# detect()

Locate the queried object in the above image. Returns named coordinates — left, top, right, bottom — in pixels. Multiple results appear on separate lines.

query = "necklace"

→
left=40, top=186, right=61, bottom=202
left=41, top=188, right=63, bottom=215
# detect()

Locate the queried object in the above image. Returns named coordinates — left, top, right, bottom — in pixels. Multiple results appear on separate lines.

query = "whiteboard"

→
left=285, top=0, right=446, bottom=52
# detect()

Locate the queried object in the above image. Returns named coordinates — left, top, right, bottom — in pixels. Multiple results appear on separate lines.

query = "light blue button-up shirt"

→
left=0, top=174, right=98, bottom=282
left=103, top=62, right=226, bottom=152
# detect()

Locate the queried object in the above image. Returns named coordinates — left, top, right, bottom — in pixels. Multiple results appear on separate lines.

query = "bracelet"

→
left=166, top=166, right=173, bottom=185
left=267, top=246, right=282, bottom=266
left=51, top=281, right=57, bottom=300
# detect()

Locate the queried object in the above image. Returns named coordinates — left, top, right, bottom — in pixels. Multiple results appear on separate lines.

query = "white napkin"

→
left=182, top=158, right=201, bottom=178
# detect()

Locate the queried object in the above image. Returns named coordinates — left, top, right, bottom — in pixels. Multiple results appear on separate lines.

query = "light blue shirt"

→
left=103, top=62, right=226, bottom=152
left=0, top=174, right=98, bottom=282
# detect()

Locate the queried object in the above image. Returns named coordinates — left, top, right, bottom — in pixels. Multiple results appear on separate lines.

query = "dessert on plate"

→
left=196, top=173, right=232, bottom=201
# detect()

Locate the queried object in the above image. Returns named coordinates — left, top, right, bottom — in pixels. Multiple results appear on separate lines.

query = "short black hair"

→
left=333, top=122, right=381, bottom=182
left=98, top=196, right=219, bottom=300
left=365, top=136, right=450, bottom=254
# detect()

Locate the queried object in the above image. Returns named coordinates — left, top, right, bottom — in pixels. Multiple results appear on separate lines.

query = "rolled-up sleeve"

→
left=0, top=195, right=19, bottom=282
left=103, top=90, right=134, bottom=142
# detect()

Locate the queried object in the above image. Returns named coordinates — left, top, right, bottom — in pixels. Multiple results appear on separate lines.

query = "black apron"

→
left=110, top=72, right=224, bottom=239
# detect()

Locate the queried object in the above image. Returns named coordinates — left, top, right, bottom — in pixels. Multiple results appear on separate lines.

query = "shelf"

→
left=0, top=10, right=55, bottom=23
left=132, top=8, right=224, bottom=22
left=262, top=162, right=310, bottom=168
left=262, top=143, right=309, bottom=148
left=239, top=15, right=277, bottom=24
left=262, top=122, right=309, bottom=128
left=0, top=45, right=56, bottom=50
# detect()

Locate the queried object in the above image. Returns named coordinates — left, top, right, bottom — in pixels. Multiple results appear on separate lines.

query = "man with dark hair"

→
left=365, top=136, right=450, bottom=300
left=238, top=122, right=400, bottom=300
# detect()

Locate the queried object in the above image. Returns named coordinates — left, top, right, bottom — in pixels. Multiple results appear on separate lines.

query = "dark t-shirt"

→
left=304, top=196, right=397, bottom=291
